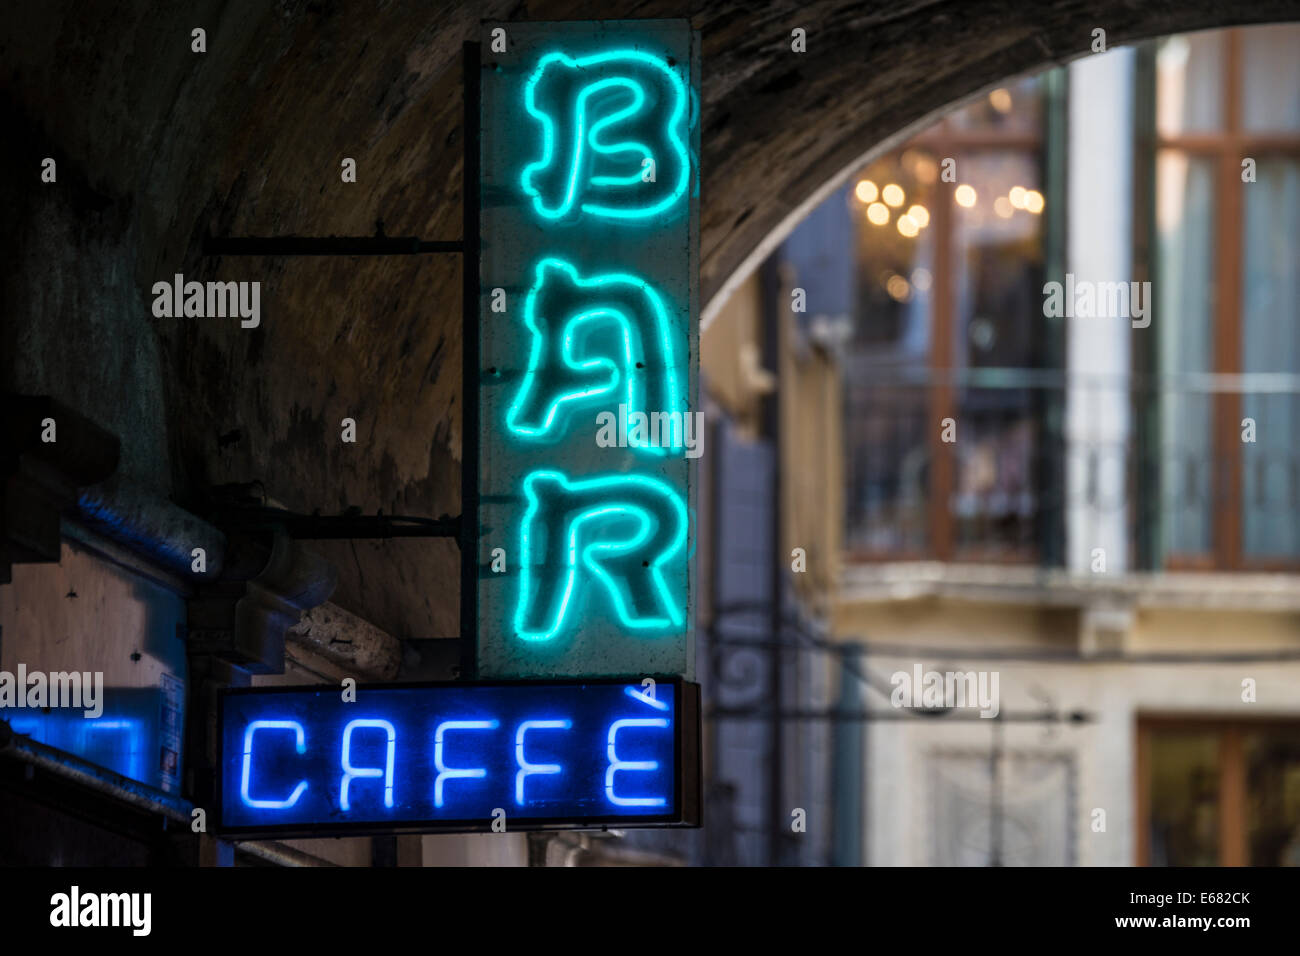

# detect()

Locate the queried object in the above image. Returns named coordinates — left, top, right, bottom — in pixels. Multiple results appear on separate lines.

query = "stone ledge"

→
left=840, top=561, right=1300, bottom=613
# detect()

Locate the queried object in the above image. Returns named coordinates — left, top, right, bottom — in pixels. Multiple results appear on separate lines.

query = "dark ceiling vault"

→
left=3, top=1, right=1296, bottom=640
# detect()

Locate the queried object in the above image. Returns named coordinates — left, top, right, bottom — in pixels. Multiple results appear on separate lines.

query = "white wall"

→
left=863, top=654, right=1300, bottom=865
left=1066, top=47, right=1136, bottom=574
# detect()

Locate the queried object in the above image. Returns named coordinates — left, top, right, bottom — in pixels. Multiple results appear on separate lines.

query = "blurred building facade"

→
left=697, top=24, right=1300, bottom=866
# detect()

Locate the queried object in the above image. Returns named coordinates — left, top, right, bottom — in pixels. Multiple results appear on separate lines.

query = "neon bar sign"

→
left=478, top=20, right=700, bottom=679
left=217, top=679, right=700, bottom=835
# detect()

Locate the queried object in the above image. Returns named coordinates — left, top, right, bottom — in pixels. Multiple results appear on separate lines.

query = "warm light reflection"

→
left=882, top=183, right=905, bottom=207
left=994, top=196, right=1014, bottom=218
left=854, top=179, right=879, bottom=203
left=914, top=155, right=938, bottom=185
left=1009, top=185, right=1027, bottom=208
left=907, top=204, right=930, bottom=228
left=989, top=88, right=1013, bottom=113
left=897, top=214, right=919, bottom=237
left=911, top=268, right=932, bottom=292
left=885, top=274, right=911, bottom=301
left=954, top=184, right=977, bottom=208
left=866, top=202, right=890, bottom=225
left=1024, top=189, right=1045, bottom=213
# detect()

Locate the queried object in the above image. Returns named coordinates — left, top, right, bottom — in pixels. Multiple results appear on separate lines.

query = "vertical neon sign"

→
left=479, top=21, right=699, bottom=678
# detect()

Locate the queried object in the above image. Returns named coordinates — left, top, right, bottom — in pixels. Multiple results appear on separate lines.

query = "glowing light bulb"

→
left=914, top=155, right=938, bottom=184
left=866, top=202, right=890, bottom=225
left=897, top=214, right=919, bottom=237
left=907, top=204, right=930, bottom=228
left=882, top=183, right=905, bottom=207
left=954, top=185, right=977, bottom=208
left=855, top=179, right=878, bottom=203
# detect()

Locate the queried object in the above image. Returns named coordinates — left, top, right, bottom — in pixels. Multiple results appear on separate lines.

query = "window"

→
left=1152, top=26, right=1300, bottom=569
left=842, top=76, right=1055, bottom=560
left=1140, top=718, right=1300, bottom=866
left=797, top=24, right=1300, bottom=571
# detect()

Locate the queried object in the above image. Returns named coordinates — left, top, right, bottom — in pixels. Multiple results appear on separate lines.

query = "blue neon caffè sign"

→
left=219, top=680, right=699, bottom=834
left=478, top=20, right=701, bottom=679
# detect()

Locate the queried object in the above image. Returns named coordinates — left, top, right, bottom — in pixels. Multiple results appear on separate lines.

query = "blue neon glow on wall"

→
left=515, top=470, right=688, bottom=642
left=219, top=681, right=679, bottom=831
left=519, top=49, right=690, bottom=222
left=7, top=704, right=154, bottom=787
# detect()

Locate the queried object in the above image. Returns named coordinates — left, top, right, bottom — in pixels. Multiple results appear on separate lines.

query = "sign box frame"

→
left=216, top=677, right=701, bottom=838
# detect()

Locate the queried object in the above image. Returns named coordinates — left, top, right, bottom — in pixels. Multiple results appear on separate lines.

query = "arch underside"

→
left=3, top=0, right=1295, bottom=637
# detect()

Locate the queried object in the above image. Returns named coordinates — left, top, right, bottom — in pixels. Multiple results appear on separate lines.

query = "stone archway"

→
left=3, top=1, right=1296, bottom=637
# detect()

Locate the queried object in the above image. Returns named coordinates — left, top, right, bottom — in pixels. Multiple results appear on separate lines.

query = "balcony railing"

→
left=843, top=365, right=1300, bottom=569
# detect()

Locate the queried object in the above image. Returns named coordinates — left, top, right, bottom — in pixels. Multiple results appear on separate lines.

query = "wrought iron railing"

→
left=843, top=366, right=1300, bottom=567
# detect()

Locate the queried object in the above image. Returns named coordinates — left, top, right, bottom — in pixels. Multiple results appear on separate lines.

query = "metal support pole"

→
left=760, top=256, right=783, bottom=867
left=989, top=712, right=1004, bottom=866
left=203, top=235, right=461, bottom=256
left=216, top=510, right=459, bottom=540
left=459, top=41, right=481, bottom=681
left=705, top=416, right=724, bottom=865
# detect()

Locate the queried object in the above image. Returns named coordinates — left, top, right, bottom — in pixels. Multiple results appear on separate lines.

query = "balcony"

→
left=843, top=365, right=1300, bottom=571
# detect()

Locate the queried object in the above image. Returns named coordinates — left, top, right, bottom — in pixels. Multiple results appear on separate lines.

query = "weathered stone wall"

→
left=3, top=0, right=1294, bottom=641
